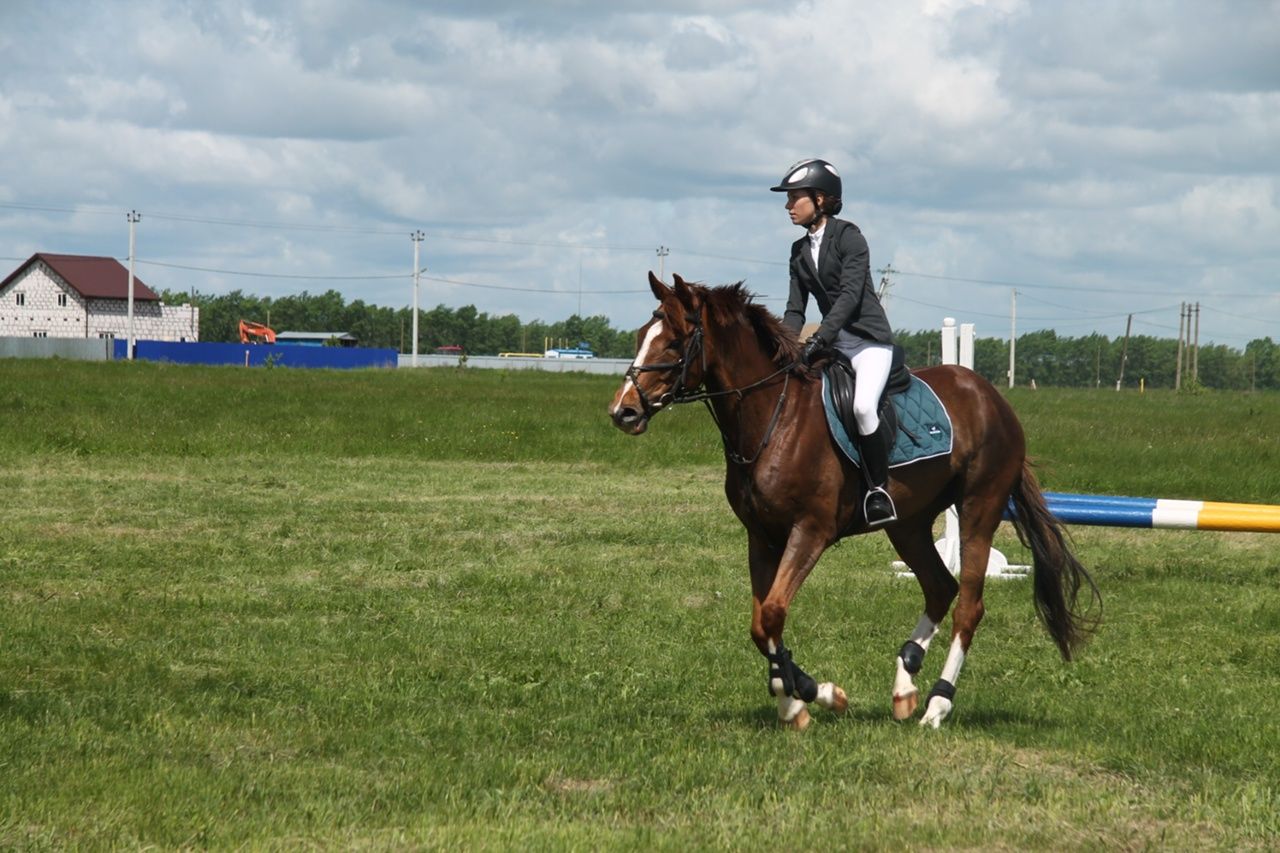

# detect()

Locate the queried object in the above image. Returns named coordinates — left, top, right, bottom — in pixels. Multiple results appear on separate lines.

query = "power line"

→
left=137, top=259, right=408, bottom=281
left=3, top=201, right=1275, bottom=329
left=421, top=273, right=651, bottom=295
left=0, top=201, right=654, bottom=252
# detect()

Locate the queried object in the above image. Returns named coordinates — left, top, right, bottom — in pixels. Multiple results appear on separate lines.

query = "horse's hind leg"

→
left=748, top=530, right=847, bottom=730
left=920, top=496, right=1003, bottom=729
left=886, top=517, right=958, bottom=720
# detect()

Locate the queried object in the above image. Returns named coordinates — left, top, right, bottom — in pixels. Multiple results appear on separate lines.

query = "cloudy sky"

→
left=1, top=0, right=1277, bottom=346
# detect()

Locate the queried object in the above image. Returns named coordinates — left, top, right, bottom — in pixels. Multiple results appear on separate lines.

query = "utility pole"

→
left=126, top=210, right=141, bottom=360
left=1175, top=302, right=1186, bottom=391
left=656, top=246, right=669, bottom=280
left=876, top=264, right=896, bottom=303
left=1192, top=301, right=1200, bottom=383
left=1008, top=289, right=1017, bottom=389
left=411, top=230, right=424, bottom=367
left=1115, top=313, right=1132, bottom=390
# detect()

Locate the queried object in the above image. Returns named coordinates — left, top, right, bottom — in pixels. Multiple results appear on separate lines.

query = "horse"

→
left=608, top=273, right=1100, bottom=729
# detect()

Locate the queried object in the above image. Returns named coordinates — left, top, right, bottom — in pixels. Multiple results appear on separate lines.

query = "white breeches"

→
left=845, top=345, right=893, bottom=436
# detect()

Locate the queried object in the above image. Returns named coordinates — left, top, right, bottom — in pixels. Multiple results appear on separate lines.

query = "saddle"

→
left=824, top=344, right=912, bottom=447
left=819, top=345, right=953, bottom=469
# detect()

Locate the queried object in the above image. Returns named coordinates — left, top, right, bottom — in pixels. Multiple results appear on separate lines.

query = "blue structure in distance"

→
left=114, top=340, right=397, bottom=369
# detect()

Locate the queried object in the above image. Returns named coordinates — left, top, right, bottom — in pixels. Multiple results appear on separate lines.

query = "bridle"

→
left=624, top=307, right=795, bottom=465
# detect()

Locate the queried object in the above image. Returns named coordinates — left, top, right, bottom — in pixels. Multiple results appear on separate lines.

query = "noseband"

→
left=623, top=309, right=707, bottom=419
left=625, top=308, right=794, bottom=465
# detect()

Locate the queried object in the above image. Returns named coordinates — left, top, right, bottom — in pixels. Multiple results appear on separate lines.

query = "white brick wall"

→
left=0, top=261, right=199, bottom=341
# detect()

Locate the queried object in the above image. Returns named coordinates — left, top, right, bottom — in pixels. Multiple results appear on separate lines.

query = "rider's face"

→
left=786, top=190, right=822, bottom=227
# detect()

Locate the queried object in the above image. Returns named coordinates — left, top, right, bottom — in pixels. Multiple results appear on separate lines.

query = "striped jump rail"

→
left=1002, top=491, right=1280, bottom=533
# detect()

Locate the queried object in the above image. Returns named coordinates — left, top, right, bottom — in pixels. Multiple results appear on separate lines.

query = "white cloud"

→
left=0, top=0, right=1276, bottom=347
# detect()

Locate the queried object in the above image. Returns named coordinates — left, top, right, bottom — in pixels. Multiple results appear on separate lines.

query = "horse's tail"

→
left=1008, top=460, right=1102, bottom=661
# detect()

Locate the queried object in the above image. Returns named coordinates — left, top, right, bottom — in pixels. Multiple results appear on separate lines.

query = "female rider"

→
left=771, top=158, right=898, bottom=527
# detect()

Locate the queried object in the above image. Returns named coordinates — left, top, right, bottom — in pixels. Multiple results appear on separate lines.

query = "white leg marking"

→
left=893, top=615, right=938, bottom=710
left=813, top=681, right=849, bottom=711
left=893, top=658, right=916, bottom=698
left=909, top=614, right=940, bottom=648
left=765, top=639, right=786, bottom=697
left=939, top=635, right=966, bottom=683
left=777, top=693, right=806, bottom=722
left=921, top=636, right=966, bottom=729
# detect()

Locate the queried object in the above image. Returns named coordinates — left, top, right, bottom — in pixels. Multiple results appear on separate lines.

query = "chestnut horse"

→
left=609, top=274, right=1100, bottom=729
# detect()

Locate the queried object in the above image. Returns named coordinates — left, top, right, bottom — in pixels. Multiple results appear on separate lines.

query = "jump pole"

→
left=894, top=319, right=1030, bottom=579
left=1023, top=492, right=1280, bottom=533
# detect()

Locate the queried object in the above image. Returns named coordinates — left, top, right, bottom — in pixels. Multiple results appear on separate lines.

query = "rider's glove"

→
left=800, top=336, right=826, bottom=366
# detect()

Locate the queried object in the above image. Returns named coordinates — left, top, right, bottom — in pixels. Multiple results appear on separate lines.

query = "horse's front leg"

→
left=748, top=529, right=847, bottom=730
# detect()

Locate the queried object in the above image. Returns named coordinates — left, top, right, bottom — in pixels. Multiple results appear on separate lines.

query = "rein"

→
left=624, top=309, right=795, bottom=465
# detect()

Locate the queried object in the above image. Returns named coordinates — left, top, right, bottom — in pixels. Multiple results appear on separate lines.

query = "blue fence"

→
left=114, top=340, right=398, bottom=369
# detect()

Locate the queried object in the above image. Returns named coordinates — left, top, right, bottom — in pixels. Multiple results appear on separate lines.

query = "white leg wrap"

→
left=815, top=682, right=837, bottom=709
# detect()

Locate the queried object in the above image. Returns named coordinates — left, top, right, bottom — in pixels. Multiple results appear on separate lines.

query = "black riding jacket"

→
left=781, top=217, right=894, bottom=347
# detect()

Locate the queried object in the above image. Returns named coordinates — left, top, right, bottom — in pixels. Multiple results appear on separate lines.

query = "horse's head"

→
left=609, top=272, right=708, bottom=435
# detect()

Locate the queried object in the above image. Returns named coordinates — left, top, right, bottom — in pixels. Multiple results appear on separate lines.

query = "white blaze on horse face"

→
left=615, top=319, right=666, bottom=407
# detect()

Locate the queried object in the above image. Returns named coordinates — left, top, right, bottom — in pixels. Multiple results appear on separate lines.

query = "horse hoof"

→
left=919, top=696, right=952, bottom=729
left=781, top=706, right=811, bottom=731
left=892, top=689, right=918, bottom=721
left=816, top=682, right=848, bottom=713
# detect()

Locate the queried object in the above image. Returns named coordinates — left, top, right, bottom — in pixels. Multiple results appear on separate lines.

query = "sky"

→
left=1, top=0, right=1278, bottom=347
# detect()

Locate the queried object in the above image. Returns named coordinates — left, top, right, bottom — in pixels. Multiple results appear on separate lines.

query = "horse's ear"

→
left=672, top=274, right=699, bottom=311
left=648, top=271, right=672, bottom=302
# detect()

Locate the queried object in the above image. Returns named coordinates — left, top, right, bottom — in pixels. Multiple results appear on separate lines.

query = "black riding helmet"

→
left=770, top=158, right=843, bottom=217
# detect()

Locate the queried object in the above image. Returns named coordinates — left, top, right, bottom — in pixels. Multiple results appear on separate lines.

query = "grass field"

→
left=2, top=360, right=1278, bottom=849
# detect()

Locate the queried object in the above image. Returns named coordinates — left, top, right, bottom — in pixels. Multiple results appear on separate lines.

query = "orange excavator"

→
left=239, top=319, right=276, bottom=344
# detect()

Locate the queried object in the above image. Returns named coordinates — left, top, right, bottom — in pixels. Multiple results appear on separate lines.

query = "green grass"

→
left=1, top=360, right=1278, bottom=849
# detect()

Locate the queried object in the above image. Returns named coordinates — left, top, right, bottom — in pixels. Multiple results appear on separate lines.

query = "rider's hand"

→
left=800, top=337, right=825, bottom=366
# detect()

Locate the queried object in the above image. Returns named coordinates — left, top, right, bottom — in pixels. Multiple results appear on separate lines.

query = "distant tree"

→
left=158, top=288, right=1264, bottom=389
left=1244, top=338, right=1279, bottom=391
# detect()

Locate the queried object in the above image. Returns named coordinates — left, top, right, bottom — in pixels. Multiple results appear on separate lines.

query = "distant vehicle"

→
left=544, top=341, right=595, bottom=359
left=239, top=319, right=276, bottom=344
left=435, top=345, right=464, bottom=355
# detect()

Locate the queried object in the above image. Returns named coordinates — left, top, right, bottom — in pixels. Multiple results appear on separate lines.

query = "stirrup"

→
left=863, top=486, right=898, bottom=528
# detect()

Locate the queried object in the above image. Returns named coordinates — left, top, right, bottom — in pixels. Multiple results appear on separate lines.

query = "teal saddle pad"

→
left=821, top=373, right=953, bottom=469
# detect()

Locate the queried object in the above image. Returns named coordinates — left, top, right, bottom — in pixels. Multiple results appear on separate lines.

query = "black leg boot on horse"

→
left=858, top=422, right=898, bottom=528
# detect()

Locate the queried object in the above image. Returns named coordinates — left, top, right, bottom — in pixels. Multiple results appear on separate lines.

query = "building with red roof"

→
left=0, top=253, right=198, bottom=342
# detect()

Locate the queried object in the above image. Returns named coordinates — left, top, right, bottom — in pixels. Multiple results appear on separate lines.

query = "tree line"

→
left=164, top=287, right=1280, bottom=390
left=165, top=287, right=636, bottom=360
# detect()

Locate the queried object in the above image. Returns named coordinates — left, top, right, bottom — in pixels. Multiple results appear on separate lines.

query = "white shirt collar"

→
left=808, top=222, right=825, bottom=266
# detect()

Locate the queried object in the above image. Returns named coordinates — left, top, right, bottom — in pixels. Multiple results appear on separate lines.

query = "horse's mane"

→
left=699, top=281, right=803, bottom=371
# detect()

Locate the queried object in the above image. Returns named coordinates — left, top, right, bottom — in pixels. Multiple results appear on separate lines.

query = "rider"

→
left=771, top=158, right=898, bottom=527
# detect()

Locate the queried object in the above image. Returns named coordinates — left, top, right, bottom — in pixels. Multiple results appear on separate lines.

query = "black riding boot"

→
left=858, top=424, right=898, bottom=528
